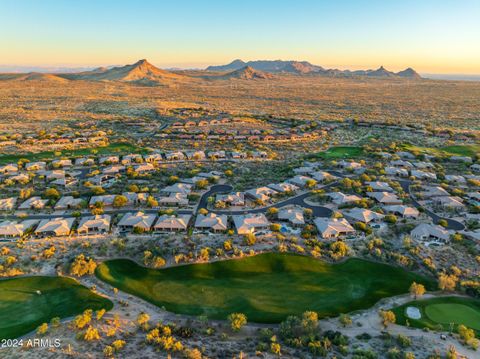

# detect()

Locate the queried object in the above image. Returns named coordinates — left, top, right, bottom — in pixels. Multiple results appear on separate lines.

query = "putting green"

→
left=0, top=276, right=113, bottom=339
left=96, top=253, right=435, bottom=323
left=392, top=296, right=480, bottom=333
left=425, top=304, right=480, bottom=330
left=311, top=146, right=364, bottom=159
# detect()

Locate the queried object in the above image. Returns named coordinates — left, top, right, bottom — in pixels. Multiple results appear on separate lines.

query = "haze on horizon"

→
left=1, top=0, right=479, bottom=75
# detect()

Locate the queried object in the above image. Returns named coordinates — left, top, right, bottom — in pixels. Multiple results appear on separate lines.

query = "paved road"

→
left=201, top=183, right=337, bottom=217
left=398, top=180, right=465, bottom=231
left=0, top=177, right=465, bottom=232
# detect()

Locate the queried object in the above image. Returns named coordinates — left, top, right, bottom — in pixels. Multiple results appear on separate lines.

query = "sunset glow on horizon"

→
left=1, top=0, right=479, bottom=74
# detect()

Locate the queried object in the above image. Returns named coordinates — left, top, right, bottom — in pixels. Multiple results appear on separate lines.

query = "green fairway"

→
left=96, top=253, right=435, bottom=323
left=310, top=146, right=364, bottom=159
left=0, top=142, right=146, bottom=164
left=0, top=276, right=113, bottom=339
left=400, top=144, right=480, bottom=158
left=392, top=296, right=480, bottom=333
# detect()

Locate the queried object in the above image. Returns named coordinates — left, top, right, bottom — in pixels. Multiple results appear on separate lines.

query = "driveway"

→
left=398, top=180, right=465, bottom=231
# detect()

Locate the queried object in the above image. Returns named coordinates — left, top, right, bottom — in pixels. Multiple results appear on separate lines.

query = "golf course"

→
left=96, top=253, right=436, bottom=323
left=311, top=146, right=364, bottom=159
left=0, top=276, right=113, bottom=339
left=392, top=296, right=480, bottom=333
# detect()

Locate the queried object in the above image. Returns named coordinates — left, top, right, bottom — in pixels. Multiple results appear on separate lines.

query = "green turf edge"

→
left=95, top=252, right=436, bottom=323
left=0, top=276, right=113, bottom=339
left=391, top=296, right=480, bottom=334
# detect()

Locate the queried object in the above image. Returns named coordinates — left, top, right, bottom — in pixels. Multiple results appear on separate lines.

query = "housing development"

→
left=1, top=2, right=480, bottom=359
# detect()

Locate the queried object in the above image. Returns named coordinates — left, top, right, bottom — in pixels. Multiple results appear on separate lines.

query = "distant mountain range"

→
left=207, top=59, right=421, bottom=78
left=0, top=59, right=430, bottom=84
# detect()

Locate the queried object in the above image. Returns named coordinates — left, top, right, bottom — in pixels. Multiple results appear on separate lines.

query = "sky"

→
left=1, top=0, right=479, bottom=74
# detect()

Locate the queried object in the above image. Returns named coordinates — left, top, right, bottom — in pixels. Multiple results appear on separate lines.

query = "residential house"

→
left=144, top=153, right=163, bottom=163
left=121, top=154, right=143, bottom=164
left=134, top=163, right=155, bottom=173
left=90, top=174, right=117, bottom=188
left=326, top=192, right=362, bottom=205
left=278, top=207, right=305, bottom=226
left=158, top=193, right=189, bottom=206
left=294, top=167, right=314, bottom=175
left=153, top=214, right=191, bottom=232
left=0, top=163, right=18, bottom=174
left=122, top=192, right=148, bottom=206
left=342, top=208, right=385, bottom=224
left=430, top=196, right=465, bottom=210
left=8, top=173, right=29, bottom=183
left=366, top=181, right=393, bottom=192
left=245, top=187, right=278, bottom=202
left=470, top=164, right=480, bottom=172
left=367, top=192, right=402, bottom=205
left=413, top=161, right=434, bottom=169
left=421, top=186, right=449, bottom=198
left=311, top=171, right=336, bottom=182
left=52, top=159, right=72, bottom=168
left=195, top=213, right=228, bottom=232
left=99, top=155, right=119, bottom=164
left=267, top=182, right=299, bottom=193
left=337, top=160, right=362, bottom=170
left=0, top=220, right=37, bottom=238
left=313, top=218, right=355, bottom=239
left=161, top=183, right=192, bottom=195
left=55, top=196, right=83, bottom=210
left=117, top=212, right=156, bottom=232
left=185, top=151, right=206, bottom=160
left=216, top=192, right=245, bottom=207
left=231, top=151, right=247, bottom=159
left=75, top=157, right=95, bottom=166
left=444, top=175, right=466, bottom=184
left=233, top=213, right=270, bottom=234
left=25, top=161, right=46, bottom=171
left=89, top=195, right=116, bottom=208
left=102, top=165, right=125, bottom=175
left=385, top=167, right=409, bottom=177
left=251, top=151, right=268, bottom=159
left=390, top=160, right=413, bottom=168
left=19, top=197, right=48, bottom=210
left=410, top=223, right=450, bottom=243
left=0, top=197, right=17, bottom=211
left=208, top=151, right=226, bottom=159
left=383, top=205, right=419, bottom=218
left=466, top=192, right=480, bottom=206
left=288, top=175, right=315, bottom=188
left=396, top=151, right=416, bottom=159
left=77, top=215, right=111, bottom=235
left=165, top=151, right=185, bottom=161
left=34, top=217, right=75, bottom=237
left=411, top=170, right=437, bottom=180
left=450, top=156, right=472, bottom=164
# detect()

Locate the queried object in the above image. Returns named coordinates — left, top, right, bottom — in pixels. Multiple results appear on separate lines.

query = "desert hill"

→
left=396, top=67, right=422, bottom=79
left=0, top=72, right=68, bottom=82
left=221, top=66, right=273, bottom=80
left=63, top=59, right=189, bottom=85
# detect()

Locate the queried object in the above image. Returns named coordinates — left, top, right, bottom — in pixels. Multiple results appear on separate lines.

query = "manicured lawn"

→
left=0, top=142, right=146, bottom=164
left=96, top=253, right=435, bottom=323
left=392, top=296, right=480, bottom=333
left=400, top=144, right=480, bottom=158
left=0, top=276, right=113, bottom=339
left=310, top=146, right=364, bottom=159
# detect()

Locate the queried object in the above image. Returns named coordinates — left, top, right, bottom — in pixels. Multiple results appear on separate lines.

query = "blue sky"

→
left=1, top=0, right=479, bottom=73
